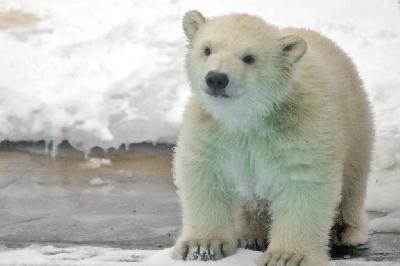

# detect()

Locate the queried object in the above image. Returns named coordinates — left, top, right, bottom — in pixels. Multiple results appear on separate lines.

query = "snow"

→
left=0, top=245, right=396, bottom=266
left=89, top=177, right=110, bottom=186
left=0, top=0, right=399, bottom=264
left=85, top=158, right=112, bottom=169
left=0, top=0, right=397, bottom=155
left=0, top=0, right=188, bottom=152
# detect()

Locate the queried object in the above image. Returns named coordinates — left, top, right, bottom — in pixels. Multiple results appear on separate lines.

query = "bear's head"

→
left=183, top=10, right=307, bottom=131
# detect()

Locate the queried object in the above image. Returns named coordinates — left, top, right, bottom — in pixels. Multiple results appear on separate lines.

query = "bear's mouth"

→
left=204, top=88, right=231, bottom=98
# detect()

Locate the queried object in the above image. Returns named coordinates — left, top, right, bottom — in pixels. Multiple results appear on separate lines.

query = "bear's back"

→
left=282, top=27, right=374, bottom=169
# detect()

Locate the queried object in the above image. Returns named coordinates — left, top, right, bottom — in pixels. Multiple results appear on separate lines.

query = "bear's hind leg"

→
left=235, top=203, right=270, bottom=251
left=333, top=165, right=369, bottom=246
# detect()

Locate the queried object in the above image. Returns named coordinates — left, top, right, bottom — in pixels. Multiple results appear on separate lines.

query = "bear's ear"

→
left=279, top=35, right=307, bottom=64
left=183, top=10, right=206, bottom=42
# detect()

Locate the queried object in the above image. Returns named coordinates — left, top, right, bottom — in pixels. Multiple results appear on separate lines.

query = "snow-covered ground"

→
left=0, top=0, right=399, bottom=264
left=0, top=245, right=397, bottom=266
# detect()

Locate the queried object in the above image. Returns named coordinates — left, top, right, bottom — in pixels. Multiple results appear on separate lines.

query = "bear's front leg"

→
left=257, top=181, right=341, bottom=266
left=172, top=159, right=237, bottom=261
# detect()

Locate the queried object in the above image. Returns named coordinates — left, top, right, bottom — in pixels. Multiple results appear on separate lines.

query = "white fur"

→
left=173, top=11, right=374, bottom=266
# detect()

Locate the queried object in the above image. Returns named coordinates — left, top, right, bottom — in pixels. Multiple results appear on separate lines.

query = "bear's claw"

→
left=256, top=251, right=304, bottom=266
left=256, top=249, right=329, bottom=266
left=237, top=238, right=268, bottom=251
left=172, top=238, right=237, bottom=261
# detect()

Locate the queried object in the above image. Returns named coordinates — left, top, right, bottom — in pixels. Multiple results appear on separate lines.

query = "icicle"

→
left=51, top=139, right=60, bottom=159
left=84, top=148, right=90, bottom=160
left=44, top=140, right=50, bottom=155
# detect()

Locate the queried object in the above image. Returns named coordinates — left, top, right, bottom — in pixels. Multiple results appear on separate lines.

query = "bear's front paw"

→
left=256, top=249, right=328, bottom=266
left=172, top=237, right=237, bottom=261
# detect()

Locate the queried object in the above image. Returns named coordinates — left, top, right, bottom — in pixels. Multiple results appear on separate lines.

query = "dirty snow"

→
left=0, top=0, right=400, bottom=264
left=85, top=158, right=112, bottom=169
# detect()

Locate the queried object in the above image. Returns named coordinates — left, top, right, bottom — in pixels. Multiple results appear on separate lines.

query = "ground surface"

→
left=0, top=144, right=399, bottom=265
left=0, top=142, right=179, bottom=249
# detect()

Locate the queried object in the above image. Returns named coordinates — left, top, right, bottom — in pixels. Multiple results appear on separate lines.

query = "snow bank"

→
left=0, top=0, right=399, bottom=154
left=0, top=0, right=189, bottom=152
left=0, top=245, right=395, bottom=266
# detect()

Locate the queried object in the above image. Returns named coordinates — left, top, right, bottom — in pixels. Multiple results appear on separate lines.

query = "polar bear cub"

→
left=172, top=11, right=373, bottom=266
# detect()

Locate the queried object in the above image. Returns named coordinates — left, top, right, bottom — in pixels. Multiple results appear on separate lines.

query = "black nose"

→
left=205, top=71, right=229, bottom=94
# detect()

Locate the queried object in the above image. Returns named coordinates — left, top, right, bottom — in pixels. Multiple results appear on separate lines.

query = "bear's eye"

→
left=204, top=47, right=211, bottom=56
left=242, top=55, right=255, bottom=65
